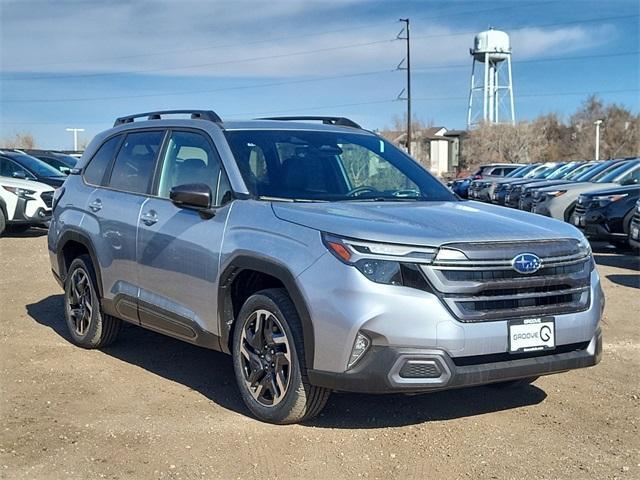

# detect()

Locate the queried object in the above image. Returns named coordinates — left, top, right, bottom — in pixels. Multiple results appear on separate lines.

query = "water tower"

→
left=467, top=28, right=515, bottom=128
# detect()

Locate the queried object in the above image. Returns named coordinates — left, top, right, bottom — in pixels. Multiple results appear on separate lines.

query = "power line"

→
left=4, top=50, right=637, bottom=104
left=4, top=9, right=634, bottom=82
left=6, top=38, right=398, bottom=81
left=2, top=1, right=550, bottom=70
left=3, top=88, right=637, bottom=126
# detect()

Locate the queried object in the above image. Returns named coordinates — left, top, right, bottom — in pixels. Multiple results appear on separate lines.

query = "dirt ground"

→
left=1, top=230, right=639, bottom=480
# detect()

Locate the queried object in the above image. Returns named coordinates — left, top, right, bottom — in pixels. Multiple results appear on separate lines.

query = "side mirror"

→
left=12, top=171, right=26, bottom=179
left=169, top=183, right=212, bottom=210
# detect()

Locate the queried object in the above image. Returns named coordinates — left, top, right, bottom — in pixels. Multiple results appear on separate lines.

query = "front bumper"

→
left=11, top=197, right=52, bottom=224
left=309, top=329, right=602, bottom=393
left=572, top=211, right=627, bottom=242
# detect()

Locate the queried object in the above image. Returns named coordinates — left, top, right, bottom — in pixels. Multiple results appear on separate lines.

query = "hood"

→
left=40, top=176, right=65, bottom=188
left=271, top=200, right=581, bottom=247
left=0, top=176, right=54, bottom=192
left=580, top=184, right=640, bottom=198
left=538, top=181, right=617, bottom=193
left=524, top=179, right=575, bottom=190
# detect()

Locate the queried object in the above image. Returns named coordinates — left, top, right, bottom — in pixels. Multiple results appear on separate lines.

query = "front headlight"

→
left=2, top=186, right=36, bottom=198
left=545, top=190, right=567, bottom=198
left=591, top=193, right=628, bottom=207
left=322, top=233, right=436, bottom=285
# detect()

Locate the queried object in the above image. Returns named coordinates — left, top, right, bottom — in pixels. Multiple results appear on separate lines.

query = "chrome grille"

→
left=420, top=239, right=592, bottom=323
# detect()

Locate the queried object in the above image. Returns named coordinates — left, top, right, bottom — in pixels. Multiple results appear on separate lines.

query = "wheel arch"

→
left=57, top=230, right=104, bottom=297
left=218, top=254, right=315, bottom=368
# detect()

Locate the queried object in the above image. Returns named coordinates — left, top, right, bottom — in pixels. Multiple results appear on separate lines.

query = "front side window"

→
left=107, top=131, right=164, bottom=194
left=157, top=130, right=230, bottom=203
left=224, top=130, right=454, bottom=202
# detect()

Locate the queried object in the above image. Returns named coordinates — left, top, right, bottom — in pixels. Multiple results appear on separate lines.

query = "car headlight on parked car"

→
left=545, top=190, right=567, bottom=198
left=2, top=185, right=36, bottom=199
left=591, top=193, right=628, bottom=207
left=322, top=233, right=436, bottom=285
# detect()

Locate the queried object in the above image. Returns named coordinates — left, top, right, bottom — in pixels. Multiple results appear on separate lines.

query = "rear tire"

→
left=487, top=376, right=539, bottom=389
left=64, top=254, right=121, bottom=348
left=232, top=288, right=330, bottom=424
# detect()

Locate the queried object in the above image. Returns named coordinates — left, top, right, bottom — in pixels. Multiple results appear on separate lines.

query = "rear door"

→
left=84, top=130, right=165, bottom=322
left=135, top=129, right=233, bottom=340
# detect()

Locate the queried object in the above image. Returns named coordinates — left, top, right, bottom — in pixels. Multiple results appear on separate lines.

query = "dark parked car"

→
left=493, top=163, right=561, bottom=206
left=0, top=150, right=66, bottom=188
left=629, top=200, right=640, bottom=249
left=469, top=164, right=539, bottom=201
left=24, top=149, right=78, bottom=175
left=572, top=185, right=640, bottom=248
left=451, top=163, right=519, bottom=198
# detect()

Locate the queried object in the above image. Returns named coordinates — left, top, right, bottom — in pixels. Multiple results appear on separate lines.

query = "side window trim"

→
left=152, top=127, right=233, bottom=207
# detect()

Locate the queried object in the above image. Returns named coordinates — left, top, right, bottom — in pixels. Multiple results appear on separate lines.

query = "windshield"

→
left=576, top=161, right=617, bottom=182
left=564, top=163, right=594, bottom=180
left=597, top=161, right=639, bottom=183
left=224, top=130, right=456, bottom=202
left=12, top=153, right=65, bottom=177
left=546, top=163, right=577, bottom=180
left=506, top=165, right=526, bottom=177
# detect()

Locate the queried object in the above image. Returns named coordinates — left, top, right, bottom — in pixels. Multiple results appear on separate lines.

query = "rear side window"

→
left=107, top=131, right=164, bottom=194
left=84, top=135, right=122, bottom=185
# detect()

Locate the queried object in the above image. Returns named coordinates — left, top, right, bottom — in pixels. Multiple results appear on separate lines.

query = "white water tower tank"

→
left=472, top=28, right=511, bottom=62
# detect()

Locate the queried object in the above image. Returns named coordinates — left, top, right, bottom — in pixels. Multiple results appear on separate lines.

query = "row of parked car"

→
left=0, top=149, right=78, bottom=235
left=451, top=158, right=640, bottom=249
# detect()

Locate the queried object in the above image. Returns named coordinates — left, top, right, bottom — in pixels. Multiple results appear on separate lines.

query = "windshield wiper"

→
left=258, top=196, right=328, bottom=203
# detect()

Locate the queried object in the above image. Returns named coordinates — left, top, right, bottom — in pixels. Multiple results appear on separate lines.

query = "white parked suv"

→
left=0, top=176, right=54, bottom=235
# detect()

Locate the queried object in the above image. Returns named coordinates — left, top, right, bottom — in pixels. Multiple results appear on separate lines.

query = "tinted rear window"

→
left=84, top=135, right=122, bottom=185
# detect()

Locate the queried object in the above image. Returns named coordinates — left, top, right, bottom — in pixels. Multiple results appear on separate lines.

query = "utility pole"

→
left=594, top=119, right=603, bottom=161
left=66, top=127, right=85, bottom=151
left=398, top=18, right=412, bottom=155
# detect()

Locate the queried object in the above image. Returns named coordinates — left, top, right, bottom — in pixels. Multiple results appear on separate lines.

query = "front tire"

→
left=0, top=210, right=6, bottom=236
left=64, top=254, right=121, bottom=348
left=232, top=288, right=330, bottom=424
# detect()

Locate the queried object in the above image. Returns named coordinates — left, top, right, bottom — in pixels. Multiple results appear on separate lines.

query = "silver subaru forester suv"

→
left=48, top=110, right=603, bottom=424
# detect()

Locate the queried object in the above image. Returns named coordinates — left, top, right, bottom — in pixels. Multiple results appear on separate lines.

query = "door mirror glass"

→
left=12, top=171, right=26, bottom=179
left=169, top=183, right=212, bottom=209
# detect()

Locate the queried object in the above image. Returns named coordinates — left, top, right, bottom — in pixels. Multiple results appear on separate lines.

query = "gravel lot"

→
left=1, top=231, right=639, bottom=480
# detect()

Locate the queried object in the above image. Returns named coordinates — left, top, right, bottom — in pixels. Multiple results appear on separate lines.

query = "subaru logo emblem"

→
left=512, top=253, right=542, bottom=274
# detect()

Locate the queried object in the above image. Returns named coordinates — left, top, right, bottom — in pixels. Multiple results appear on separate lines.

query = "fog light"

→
left=347, top=332, right=370, bottom=369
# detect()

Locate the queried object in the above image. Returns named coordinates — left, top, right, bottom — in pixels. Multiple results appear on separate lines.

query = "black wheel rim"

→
left=66, top=268, right=93, bottom=336
left=239, top=309, right=292, bottom=407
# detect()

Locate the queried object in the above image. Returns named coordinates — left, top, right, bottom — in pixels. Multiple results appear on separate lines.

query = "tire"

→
left=0, top=209, right=5, bottom=236
left=232, top=288, right=330, bottom=424
left=64, top=254, right=121, bottom=348
left=487, top=376, right=539, bottom=389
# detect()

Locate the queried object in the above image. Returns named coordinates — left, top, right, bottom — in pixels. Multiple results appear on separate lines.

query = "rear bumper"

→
left=308, top=329, right=602, bottom=394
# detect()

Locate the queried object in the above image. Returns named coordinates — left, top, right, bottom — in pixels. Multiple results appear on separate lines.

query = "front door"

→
left=136, top=129, right=233, bottom=342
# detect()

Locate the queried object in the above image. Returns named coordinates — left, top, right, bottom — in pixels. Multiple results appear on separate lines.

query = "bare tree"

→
left=3, top=132, right=36, bottom=149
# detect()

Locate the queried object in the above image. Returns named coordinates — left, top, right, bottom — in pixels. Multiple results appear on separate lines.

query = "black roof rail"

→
left=114, top=109, right=222, bottom=127
left=258, top=116, right=362, bottom=129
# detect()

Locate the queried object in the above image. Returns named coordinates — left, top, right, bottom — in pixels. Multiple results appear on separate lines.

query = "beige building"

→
left=381, top=127, right=466, bottom=178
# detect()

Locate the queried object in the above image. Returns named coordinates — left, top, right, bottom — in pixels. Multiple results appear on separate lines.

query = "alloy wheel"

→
left=67, top=268, right=93, bottom=336
left=239, top=309, right=292, bottom=407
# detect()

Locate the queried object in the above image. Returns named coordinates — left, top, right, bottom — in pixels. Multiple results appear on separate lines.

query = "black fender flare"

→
left=56, top=229, right=104, bottom=297
left=217, top=253, right=315, bottom=368
left=0, top=196, right=7, bottom=219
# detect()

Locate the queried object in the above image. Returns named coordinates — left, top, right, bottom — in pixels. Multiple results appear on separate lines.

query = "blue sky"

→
left=1, top=0, right=638, bottom=149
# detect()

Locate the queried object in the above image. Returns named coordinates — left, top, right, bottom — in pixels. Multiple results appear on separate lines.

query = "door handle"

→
left=141, top=211, right=158, bottom=226
left=89, top=199, right=102, bottom=212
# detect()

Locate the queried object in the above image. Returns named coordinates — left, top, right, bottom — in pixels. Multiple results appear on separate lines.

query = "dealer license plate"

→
left=508, top=318, right=555, bottom=353
left=573, top=214, right=584, bottom=227
left=632, top=226, right=639, bottom=240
